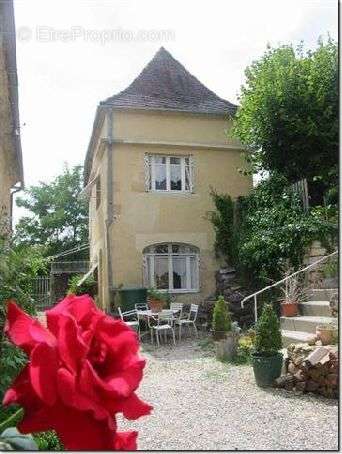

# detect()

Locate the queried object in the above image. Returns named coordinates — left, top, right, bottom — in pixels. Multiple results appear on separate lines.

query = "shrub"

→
left=212, top=296, right=232, bottom=332
left=147, top=288, right=170, bottom=304
left=34, top=431, right=64, bottom=451
left=254, top=304, right=282, bottom=355
left=207, top=189, right=236, bottom=264
left=67, top=274, right=97, bottom=297
left=209, top=174, right=338, bottom=288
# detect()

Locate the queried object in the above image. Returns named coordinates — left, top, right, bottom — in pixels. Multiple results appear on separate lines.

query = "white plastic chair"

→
left=147, top=311, right=176, bottom=347
left=118, top=307, right=140, bottom=337
left=175, top=304, right=198, bottom=340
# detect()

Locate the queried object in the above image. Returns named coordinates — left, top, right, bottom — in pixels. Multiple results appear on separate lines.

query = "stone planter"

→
left=211, top=329, right=227, bottom=341
left=316, top=324, right=338, bottom=345
left=215, top=332, right=238, bottom=361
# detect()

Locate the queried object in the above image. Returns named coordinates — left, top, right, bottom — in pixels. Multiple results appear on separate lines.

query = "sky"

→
left=13, top=0, right=337, bottom=219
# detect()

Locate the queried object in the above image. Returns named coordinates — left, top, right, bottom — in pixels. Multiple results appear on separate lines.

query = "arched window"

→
left=143, top=243, right=199, bottom=292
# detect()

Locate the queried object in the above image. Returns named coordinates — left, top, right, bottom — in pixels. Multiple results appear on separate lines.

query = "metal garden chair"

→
left=118, top=307, right=140, bottom=337
left=174, top=304, right=198, bottom=340
left=147, top=311, right=176, bottom=347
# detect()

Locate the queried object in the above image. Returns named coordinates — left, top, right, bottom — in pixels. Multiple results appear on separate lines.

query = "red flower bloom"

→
left=3, top=295, right=152, bottom=450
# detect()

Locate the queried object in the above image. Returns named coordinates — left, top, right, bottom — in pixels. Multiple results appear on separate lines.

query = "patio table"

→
left=137, top=309, right=179, bottom=343
left=137, top=309, right=178, bottom=317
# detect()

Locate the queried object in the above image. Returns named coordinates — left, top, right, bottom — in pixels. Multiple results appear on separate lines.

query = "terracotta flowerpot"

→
left=281, top=302, right=298, bottom=317
left=148, top=299, right=164, bottom=313
left=316, top=324, right=337, bottom=345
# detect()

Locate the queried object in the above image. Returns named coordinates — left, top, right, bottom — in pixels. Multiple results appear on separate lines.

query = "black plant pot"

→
left=251, top=351, right=283, bottom=387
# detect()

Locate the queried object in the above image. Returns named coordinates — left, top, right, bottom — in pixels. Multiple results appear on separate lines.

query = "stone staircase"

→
left=281, top=287, right=338, bottom=347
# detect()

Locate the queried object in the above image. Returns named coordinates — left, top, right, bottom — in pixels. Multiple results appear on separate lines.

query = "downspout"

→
left=10, top=183, right=23, bottom=231
left=105, top=108, right=114, bottom=307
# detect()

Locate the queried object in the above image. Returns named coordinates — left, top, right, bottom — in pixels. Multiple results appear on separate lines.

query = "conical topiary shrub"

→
left=254, top=303, right=282, bottom=354
left=212, top=295, right=232, bottom=340
left=251, top=304, right=283, bottom=387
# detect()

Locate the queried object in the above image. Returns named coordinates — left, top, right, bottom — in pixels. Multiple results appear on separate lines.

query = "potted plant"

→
left=212, top=295, right=232, bottom=341
left=279, top=273, right=305, bottom=317
left=251, top=304, right=283, bottom=387
left=147, top=288, right=167, bottom=312
left=316, top=323, right=338, bottom=345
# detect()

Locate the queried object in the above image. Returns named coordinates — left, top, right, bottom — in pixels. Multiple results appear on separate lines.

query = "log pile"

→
left=199, top=267, right=254, bottom=328
left=275, top=343, right=338, bottom=398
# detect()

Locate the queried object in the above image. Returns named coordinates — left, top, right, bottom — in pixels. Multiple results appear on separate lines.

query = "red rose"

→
left=3, top=295, right=152, bottom=450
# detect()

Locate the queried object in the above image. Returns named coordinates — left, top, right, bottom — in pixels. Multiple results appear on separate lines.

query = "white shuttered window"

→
left=145, top=155, right=194, bottom=192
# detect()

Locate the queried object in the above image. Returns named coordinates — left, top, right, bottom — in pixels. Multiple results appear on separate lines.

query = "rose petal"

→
left=110, top=392, right=153, bottom=420
left=5, top=302, right=56, bottom=354
left=29, top=343, right=58, bottom=406
left=114, top=431, right=138, bottom=450
left=57, top=367, right=111, bottom=425
left=48, top=314, right=88, bottom=372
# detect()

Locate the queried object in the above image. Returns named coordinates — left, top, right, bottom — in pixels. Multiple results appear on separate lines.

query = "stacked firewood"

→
left=275, top=343, right=338, bottom=399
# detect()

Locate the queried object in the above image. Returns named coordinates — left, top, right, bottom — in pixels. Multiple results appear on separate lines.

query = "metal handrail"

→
left=241, top=250, right=338, bottom=322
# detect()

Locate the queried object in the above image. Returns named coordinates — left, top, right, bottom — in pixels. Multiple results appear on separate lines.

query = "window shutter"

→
left=189, top=156, right=195, bottom=193
left=144, top=155, right=151, bottom=191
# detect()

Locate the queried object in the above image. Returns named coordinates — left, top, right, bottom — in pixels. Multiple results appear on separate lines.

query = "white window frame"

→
left=149, top=155, right=191, bottom=193
left=144, top=243, right=199, bottom=293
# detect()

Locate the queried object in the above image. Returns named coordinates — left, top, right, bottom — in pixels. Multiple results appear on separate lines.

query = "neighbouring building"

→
left=0, top=0, right=23, bottom=231
left=84, top=47, right=252, bottom=309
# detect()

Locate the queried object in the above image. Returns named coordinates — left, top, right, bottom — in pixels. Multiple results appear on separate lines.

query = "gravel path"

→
left=118, top=337, right=338, bottom=451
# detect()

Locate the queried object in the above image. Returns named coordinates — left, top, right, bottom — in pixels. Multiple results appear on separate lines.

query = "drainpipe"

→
left=10, top=183, right=23, bottom=231
left=105, top=108, right=114, bottom=308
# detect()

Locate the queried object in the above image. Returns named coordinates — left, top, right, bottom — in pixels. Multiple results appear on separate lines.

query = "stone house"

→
left=84, top=47, right=252, bottom=309
left=0, top=0, right=23, bottom=231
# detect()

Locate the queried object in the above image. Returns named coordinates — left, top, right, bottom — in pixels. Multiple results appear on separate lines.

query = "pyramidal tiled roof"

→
left=101, top=47, right=237, bottom=116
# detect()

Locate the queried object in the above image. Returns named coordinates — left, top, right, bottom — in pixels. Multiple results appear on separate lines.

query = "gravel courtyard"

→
left=119, top=338, right=338, bottom=451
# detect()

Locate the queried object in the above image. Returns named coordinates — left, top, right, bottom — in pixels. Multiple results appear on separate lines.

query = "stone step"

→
left=309, top=288, right=338, bottom=301
left=280, top=315, right=337, bottom=334
left=281, top=330, right=316, bottom=348
left=299, top=301, right=331, bottom=317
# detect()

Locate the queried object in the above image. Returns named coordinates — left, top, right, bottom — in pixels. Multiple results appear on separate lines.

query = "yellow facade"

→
left=88, top=109, right=252, bottom=309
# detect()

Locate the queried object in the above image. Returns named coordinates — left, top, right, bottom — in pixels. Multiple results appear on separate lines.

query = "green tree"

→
left=0, top=219, right=47, bottom=416
left=212, top=295, right=232, bottom=333
left=254, top=304, right=282, bottom=354
left=232, top=38, right=338, bottom=203
left=207, top=188, right=236, bottom=264
left=209, top=175, right=337, bottom=287
left=15, top=165, right=88, bottom=259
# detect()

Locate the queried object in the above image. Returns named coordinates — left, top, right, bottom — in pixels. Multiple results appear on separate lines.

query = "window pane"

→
left=155, top=164, right=167, bottom=190
left=170, top=157, right=181, bottom=165
left=170, top=163, right=182, bottom=190
left=172, top=256, right=187, bottom=289
left=155, top=244, right=168, bottom=253
left=154, top=257, right=169, bottom=289
left=154, top=156, right=166, bottom=164
left=172, top=244, right=180, bottom=253
left=190, top=256, right=198, bottom=289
